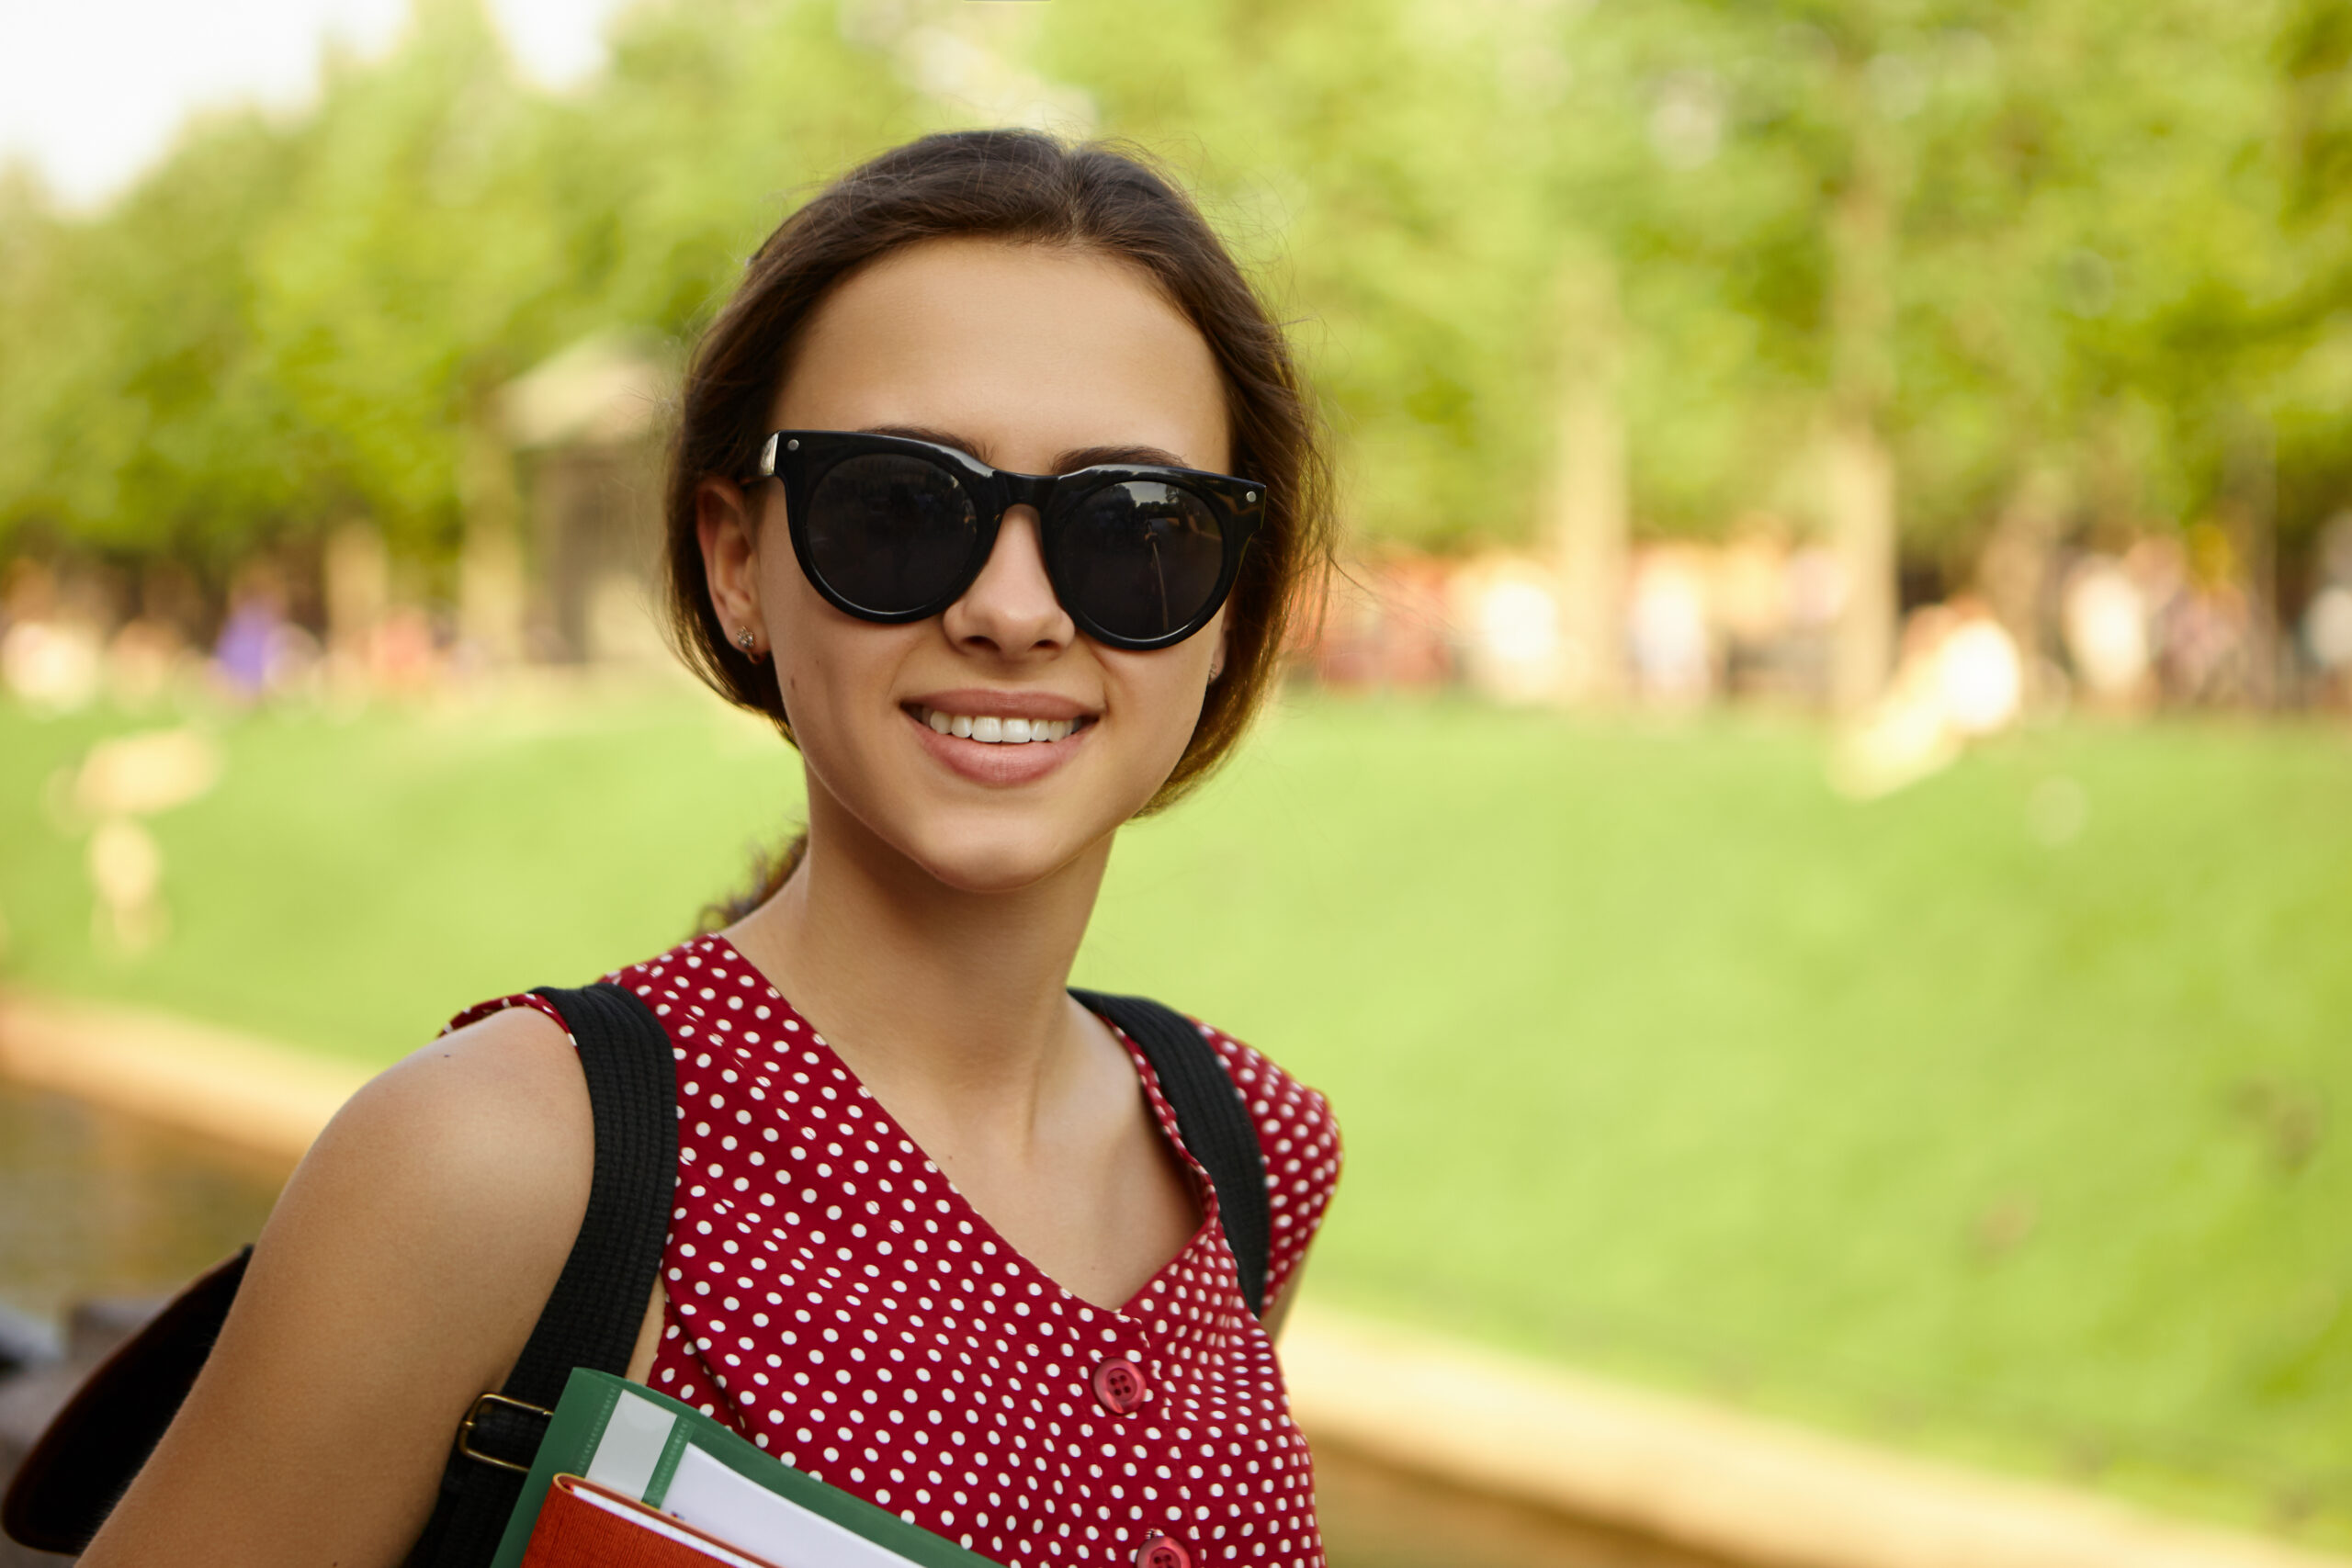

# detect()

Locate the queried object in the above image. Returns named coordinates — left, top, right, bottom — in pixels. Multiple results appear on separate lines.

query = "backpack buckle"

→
left=457, top=1392, right=552, bottom=1472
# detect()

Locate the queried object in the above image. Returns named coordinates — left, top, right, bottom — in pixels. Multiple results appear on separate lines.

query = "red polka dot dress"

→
left=447, top=934, right=1343, bottom=1568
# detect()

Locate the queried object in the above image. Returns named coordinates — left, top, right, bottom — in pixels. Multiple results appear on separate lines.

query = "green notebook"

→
left=487, top=1368, right=999, bottom=1568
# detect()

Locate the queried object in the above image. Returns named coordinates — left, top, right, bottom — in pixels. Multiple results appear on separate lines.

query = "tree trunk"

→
left=1977, top=463, right=2068, bottom=705
left=1824, top=413, right=1896, bottom=713
left=2224, top=413, right=2279, bottom=707
left=323, top=520, right=387, bottom=662
left=1825, top=62, right=1901, bottom=715
left=1545, top=255, right=1629, bottom=703
left=459, top=404, right=526, bottom=666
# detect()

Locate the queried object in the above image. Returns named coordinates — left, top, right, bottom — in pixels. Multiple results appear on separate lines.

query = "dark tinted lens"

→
left=1052, top=481, right=1227, bottom=643
left=801, top=455, right=979, bottom=615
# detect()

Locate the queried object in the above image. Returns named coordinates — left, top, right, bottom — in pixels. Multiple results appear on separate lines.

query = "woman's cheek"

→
left=1106, top=662, right=1213, bottom=800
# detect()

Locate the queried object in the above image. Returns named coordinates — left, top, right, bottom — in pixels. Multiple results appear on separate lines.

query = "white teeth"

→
left=917, top=707, right=1084, bottom=744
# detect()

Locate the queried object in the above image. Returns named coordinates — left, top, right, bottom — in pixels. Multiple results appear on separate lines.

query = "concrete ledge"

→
left=0, top=990, right=369, bottom=1164
left=4, top=989, right=2345, bottom=1568
left=1283, top=1304, right=2346, bottom=1568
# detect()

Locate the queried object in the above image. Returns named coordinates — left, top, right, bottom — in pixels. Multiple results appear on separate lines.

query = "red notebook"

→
left=519, top=1473, right=787, bottom=1568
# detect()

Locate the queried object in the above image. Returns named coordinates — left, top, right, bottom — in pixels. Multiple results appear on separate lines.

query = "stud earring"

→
left=736, top=628, right=756, bottom=651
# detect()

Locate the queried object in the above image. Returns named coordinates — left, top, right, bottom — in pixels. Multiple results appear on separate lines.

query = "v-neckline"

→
left=702, top=933, right=1230, bottom=1323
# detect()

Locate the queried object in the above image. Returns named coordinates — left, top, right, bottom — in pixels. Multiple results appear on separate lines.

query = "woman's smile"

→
left=903, top=687, right=1100, bottom=786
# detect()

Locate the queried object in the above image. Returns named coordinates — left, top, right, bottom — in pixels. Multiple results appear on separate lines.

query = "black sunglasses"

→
left=742, top=430, right=1266, bottom=651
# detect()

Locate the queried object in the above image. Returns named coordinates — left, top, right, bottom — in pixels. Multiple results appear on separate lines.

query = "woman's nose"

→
left=940, top=507, right=1074, bottom=656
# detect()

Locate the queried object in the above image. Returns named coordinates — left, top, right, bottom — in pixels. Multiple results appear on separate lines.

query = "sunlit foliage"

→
left=0, top=0, right=2346, bottom=567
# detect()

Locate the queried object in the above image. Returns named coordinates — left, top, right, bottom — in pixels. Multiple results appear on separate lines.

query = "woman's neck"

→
left=724, top=784, right=1114, bottom=1144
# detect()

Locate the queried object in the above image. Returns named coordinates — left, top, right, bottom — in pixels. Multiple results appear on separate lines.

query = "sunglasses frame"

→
left=744, top=429, right=1266, bottom=651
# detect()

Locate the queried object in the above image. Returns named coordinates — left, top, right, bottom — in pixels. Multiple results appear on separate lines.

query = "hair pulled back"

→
left=667, top=130, right=1333, bottom=916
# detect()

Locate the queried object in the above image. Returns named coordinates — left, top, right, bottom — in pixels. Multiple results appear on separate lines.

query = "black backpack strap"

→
left=1070, top=990, right=1272, bottom=1319
left=405, top=981, right=679, bottom=1567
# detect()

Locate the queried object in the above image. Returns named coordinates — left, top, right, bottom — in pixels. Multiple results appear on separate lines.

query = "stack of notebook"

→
left=491, top=1369, right=996, bottom=1568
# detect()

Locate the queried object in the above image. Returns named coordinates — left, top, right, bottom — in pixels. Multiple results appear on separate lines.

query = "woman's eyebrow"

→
left=1053, top=444, right=1193, bottom=472
left=862, top=423, right=989, bottom=462
left=851, top=425, right=1185, bottom=474
left=856, top=425, right=1193, bottom=475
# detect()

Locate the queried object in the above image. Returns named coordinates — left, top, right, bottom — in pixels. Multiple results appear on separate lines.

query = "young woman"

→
left=82, top=131, right=1342, bottom=1568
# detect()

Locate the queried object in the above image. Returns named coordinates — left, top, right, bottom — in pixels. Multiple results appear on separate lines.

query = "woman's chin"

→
left=902, top=817, right=1112, bottom=897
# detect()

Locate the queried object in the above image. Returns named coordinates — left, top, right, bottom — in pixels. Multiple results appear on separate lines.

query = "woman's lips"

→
left=904, top=704, right=1094, bottom=785
left=906, top=688, right=1094, bottom=723
left=911, top=705, right=1084, bottom=744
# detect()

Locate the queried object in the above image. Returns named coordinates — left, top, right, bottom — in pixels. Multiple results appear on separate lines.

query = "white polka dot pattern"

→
left=445, top=934, right=1344, bottom=1568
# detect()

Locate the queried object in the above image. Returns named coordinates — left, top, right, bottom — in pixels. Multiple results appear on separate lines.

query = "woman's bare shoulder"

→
left=80, top=1004, right=595, bottom=1568
left=288, top=1002, right=596, bottom=1278
left=363, top=1000, right=592, bottom=1169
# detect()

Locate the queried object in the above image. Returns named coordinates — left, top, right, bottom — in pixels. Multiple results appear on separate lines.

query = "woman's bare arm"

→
left=79, top=1006, right=594, bottom=1568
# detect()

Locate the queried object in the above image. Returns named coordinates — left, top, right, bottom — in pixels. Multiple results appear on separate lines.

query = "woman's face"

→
left=698, top=237, right=1233, bottom=894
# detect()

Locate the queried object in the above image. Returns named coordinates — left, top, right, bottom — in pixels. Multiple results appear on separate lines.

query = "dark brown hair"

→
left=668, top=130, right=1333, bottom=922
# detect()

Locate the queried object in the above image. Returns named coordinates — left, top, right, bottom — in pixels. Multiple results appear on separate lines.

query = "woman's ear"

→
left=697, top=477, right=766, bottom=655
left=1207, top=619, right=1229, bottom=684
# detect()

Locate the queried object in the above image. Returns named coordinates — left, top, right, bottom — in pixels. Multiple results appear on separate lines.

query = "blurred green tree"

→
left=244, top=0, right=571, bottom=567
left=1, top=0, right=2346, bottom=656
left=0, top=110, right=310, bottom=564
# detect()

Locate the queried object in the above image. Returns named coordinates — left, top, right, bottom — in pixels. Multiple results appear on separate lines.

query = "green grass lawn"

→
left=6, top=682, right=2352, bottom=1538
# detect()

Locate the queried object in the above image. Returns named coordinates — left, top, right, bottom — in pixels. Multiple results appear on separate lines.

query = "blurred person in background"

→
left=82, top=130, right=1344, bottom=1568
left=1627, top=544, right=1715, bottom=704
left=2302, top=513, right=2352, bottom=703
left=0, top=558, right=106, bottom=714
left=2154, top=526, right=2251, bottom=705
left=2061, top=552, right=2154, bottom=708
left=209, top=558, right=321, bottom=704
left=209, top=559, right=286, bottom=698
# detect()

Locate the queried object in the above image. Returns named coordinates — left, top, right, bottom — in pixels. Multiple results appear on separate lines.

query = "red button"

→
left=1091, top=1357, right=1148, bottom=1416
left=1137, top=1535, right=1191, bottom=1568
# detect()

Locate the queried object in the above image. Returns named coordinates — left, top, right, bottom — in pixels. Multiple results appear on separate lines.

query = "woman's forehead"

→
left=775, top=237, right=1230, bottom=475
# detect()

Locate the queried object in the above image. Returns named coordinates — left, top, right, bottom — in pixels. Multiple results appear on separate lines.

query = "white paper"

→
left=662, top=1444, right=921, bottom=1568
left=585, top=1390, right=678, bottom=1500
